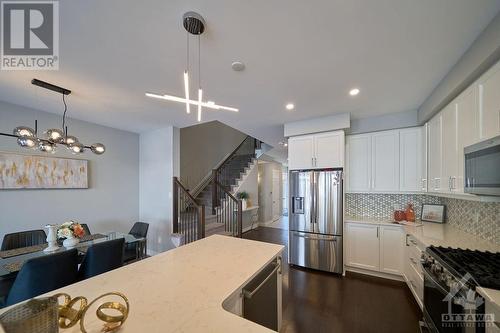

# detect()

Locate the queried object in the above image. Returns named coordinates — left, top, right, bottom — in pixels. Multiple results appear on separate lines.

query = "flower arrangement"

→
left=236, top=191, right=249, bottom=200
left=57, top=220, right=85, bottom=239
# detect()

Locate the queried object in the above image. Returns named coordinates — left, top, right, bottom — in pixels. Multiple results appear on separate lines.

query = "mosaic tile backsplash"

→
left=345, top=193, right=500, bottom=244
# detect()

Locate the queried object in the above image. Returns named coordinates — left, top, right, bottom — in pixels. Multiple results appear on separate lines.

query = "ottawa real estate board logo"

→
left=1, top=0, right=59, bottom=70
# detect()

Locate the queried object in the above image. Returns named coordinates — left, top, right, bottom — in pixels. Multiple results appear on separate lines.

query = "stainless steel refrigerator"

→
left=289, top=169, right=343, bottom=274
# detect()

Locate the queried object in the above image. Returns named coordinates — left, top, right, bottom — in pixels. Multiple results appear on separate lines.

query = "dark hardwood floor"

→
left=243, top=226, right=422, bottom=333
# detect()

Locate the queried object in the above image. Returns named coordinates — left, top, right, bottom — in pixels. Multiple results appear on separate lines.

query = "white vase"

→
left=241, top=199, right=248, bottom=211
left=63, top=235, right=79, bottom=248
left=44, top=224, right=59, bottom=252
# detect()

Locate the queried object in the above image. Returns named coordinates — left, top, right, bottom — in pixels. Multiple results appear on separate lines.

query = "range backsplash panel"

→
left=345, top=193, right=500, bottom=244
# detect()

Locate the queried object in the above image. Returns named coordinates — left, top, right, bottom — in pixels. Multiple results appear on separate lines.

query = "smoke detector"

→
left=232, top=61, right=245, bottom=71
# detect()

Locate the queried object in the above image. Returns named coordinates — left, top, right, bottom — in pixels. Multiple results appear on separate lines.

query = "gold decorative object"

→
left=54, top=292, right=129, bottom=333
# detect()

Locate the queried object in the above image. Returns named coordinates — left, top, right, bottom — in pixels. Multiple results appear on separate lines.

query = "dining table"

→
left=0, top=232, right=146, bottom=278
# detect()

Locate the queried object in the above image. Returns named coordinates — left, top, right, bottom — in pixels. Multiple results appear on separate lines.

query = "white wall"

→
left=348, top=110, right=418, bottom=134
left=139, top=126, right=179, bottom=254
left=0, top=101, right=140, bottom=239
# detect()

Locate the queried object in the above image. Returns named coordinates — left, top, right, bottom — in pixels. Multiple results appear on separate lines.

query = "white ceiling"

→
left=1, top=0, right=499, bottom=147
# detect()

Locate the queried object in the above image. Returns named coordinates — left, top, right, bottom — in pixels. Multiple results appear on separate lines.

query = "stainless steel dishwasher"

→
left=242, top=258, right=280, bottom=331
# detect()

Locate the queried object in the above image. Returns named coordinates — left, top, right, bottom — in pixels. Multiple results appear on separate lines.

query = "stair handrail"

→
left=173, top=177, right=205, bottom=240
left=212, top=136, right=259, bottom=213
left=213, top=179, right=243, bottom=238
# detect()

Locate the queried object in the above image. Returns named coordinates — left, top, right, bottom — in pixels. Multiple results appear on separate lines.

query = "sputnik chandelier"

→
left=0, top=79, right=105, bottom=155
left=145, top=11, right=239, bottom=122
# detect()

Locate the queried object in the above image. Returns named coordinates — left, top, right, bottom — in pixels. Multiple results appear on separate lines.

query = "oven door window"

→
left=465, top=144, right=500, bottom=190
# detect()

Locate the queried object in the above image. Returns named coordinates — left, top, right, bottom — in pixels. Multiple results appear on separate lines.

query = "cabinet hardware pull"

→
left=376, top=227, right=379, bottom=238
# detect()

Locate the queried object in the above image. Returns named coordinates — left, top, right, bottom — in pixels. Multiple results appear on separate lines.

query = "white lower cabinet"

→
left=345, top=223, right=380, bottom=271
left=379, top=226, right=404, bottom=275
left=346, top=222, right=424, bottom=308
left=346, top=223, right=404, bottom=275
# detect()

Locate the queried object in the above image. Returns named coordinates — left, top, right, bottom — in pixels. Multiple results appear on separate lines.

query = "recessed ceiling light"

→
left=232, top=61, right=245, bottom=71
left=286, top=103, right=295, bottom=110
left=349, top=88, right=360, bottom=96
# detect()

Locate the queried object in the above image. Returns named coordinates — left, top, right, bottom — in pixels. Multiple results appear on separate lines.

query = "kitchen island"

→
left=1, top=235, right=284, bottom=333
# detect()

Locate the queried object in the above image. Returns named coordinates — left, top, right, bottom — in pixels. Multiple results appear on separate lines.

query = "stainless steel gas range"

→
left=421, top=246, right=500, bottom=333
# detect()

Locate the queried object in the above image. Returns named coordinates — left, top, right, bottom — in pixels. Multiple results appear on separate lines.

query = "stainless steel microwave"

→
left=464, top=135, right=500, bottom=196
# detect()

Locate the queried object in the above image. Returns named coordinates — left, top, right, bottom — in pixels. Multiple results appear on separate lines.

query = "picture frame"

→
left=421, top=204, right=446, bottom=223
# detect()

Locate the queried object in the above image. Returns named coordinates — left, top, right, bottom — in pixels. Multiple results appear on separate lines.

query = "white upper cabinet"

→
left=478, top=61, right=500, bottom=140
left=456, top=85, right=480, bottom=193
left=288, top=131, right=344, bottom=170
left=346, top=134, right=371, bottom=192
left=371, top=131, right=400, bottom=192
left=314, top=131, right=345, bottom=168
left=400, top=127, right=424, bottom=192
left=288, top=135, right=314, bottom=170
left=428, top=115, right=442, bottom=193
left=347, top=128, right=425, bottom=193
left=441, top=103, right=458, bottom=193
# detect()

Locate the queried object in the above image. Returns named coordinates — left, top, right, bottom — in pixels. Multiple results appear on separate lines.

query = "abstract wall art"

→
left=0, top=152, right=88, bottom=189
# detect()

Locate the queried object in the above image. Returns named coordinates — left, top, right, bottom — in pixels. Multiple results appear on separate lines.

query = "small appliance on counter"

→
left=288, top=169, right=343, bottom=274
left=421, top=246, right=500, bottom=332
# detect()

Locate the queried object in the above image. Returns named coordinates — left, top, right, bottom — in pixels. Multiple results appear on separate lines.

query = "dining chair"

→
left=124, top=222, right=149, bottom=263
left=81, top=224, right=91, bottom=236
left=5, top=249, right=78, bottom=306
left=128, top=222, right=149, bottom=238
left=77, top=238, right=124, bottom=280
left=1, top=230, right=47, bottom=251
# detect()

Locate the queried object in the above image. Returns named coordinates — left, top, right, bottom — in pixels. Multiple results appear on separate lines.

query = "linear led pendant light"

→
left=145, top=11, right=239, bottom=121
left=0, top=79, right=106, bottom=155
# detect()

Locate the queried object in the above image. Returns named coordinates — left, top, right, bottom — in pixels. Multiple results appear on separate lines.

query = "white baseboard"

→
left=345, top=266, right=404, bottom=282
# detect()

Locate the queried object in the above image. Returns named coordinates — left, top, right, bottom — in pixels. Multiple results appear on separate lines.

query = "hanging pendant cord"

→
left=186, top=31, right=189, bottom=72
left=62, top=93, right=67, bottom=133
left=198, top=34, right=201, bottom=89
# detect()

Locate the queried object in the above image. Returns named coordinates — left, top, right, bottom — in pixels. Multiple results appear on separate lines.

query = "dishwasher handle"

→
left=242, top=262, right=280, bottom=299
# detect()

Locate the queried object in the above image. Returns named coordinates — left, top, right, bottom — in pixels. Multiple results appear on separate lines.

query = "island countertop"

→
left=1, top=235, right=284, bottom=333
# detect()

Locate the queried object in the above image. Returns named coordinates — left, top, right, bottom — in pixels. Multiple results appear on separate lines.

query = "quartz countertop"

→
left=345, top=216, right=500, bottom=253
left=477, top=287, right=500, bottom=309
left=0, top=235, right=284, bottom=333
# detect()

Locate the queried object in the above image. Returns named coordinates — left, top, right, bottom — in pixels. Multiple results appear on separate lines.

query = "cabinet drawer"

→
left=408, top=243, right=423, bottom=277
left=407, top=261, right=423, bottom=307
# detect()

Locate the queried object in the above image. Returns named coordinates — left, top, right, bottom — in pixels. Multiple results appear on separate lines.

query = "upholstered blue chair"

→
left=124, top=222, right=149, bottom=263
left=5, top=249, right=78, bottom=306
left=1, top=230, right=47, bottom=251
left=77, top=238, right=124, bottom=280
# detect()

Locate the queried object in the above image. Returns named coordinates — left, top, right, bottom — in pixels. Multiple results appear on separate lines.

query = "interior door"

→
left=314, top=170, right=342, bottom=236
left=289, top=171, right=314, bottom=232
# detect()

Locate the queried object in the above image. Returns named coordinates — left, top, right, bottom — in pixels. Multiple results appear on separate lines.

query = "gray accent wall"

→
left=180, top=121, right=246, bottom=190
left=0, top=101, right=140, bottom=240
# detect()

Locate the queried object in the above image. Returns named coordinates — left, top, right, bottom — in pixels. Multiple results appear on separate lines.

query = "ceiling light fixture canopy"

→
left=145, top=11, right=239, bottom=122
left=0, top=79, right=106, bottom=155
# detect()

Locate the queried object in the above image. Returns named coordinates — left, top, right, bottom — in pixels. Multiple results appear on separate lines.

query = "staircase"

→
left=173, top=135, right=262, bottom=244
